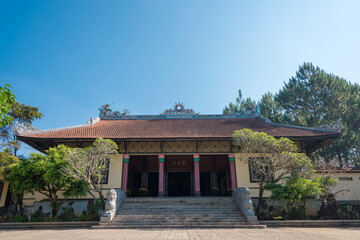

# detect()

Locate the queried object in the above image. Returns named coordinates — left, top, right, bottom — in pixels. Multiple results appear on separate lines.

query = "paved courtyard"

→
left=1, top=227, right=360, bottom=240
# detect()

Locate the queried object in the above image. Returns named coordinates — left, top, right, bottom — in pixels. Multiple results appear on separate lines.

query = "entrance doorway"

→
left=147, top=172, right=158, bottom=197
left=217, top=172, right=228, bottom=196
left=168, top=172, right=191, bottom=196
left=200, top=172, right=211, bottom=196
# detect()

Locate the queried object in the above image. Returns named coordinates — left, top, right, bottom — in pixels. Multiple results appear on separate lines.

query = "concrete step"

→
left=112, top=219, right=247, bottom=223
left=118, top=208, right=240, bottom=214
left=123, top=197, right=233, bottom=204
left=94, top=224, right=266, bottom=229
left=113, top=214, right=244, bottom=218
left=99, top=197, right=256, bottom=229
left=118, top=207, right=239, bottom=212
left=113, top=216, right=245, bottom=221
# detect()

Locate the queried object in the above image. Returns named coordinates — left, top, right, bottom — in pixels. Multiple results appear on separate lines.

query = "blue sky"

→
left=1, top=1, right=360, bottom=153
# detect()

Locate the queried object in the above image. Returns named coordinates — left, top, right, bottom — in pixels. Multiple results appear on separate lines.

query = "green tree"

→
left=233, top=129, right=313, bottom=210
left=1, top=102, right=43, bottom=156
left=226, top=63, right=360, bottom=166
left=61, top=138, right=118, bottom=208
left=0, top=148, right=19, bottom=174
left=275, top=63, right=359, bottom=166
left=257, top=92, right=284, bottom=123
left=264, top=174, right=323, bottom=219
left=5, top=146, right=88, bottom=217
left=0, top=82, right=16, bottom=127
left=223, top=90, right=256, bottom=114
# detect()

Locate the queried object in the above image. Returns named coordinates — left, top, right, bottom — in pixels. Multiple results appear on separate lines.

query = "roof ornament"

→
left=228, top=104, right=259, bottom=115
left=13, top=120, right=39, bottom=134
left=319, top=119, right=343, bottom=132
left=161, top=102, right=198, bottom=115
left=99, top=104, right=130, bottom=117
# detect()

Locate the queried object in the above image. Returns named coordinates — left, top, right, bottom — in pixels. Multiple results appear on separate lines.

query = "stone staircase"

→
left=96, top=197, right=265, bottom=228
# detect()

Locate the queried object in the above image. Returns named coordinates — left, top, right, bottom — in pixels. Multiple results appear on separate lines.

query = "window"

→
left=100, top=159, right=110, bottom=184
left=248, top=157, right=273, bottom=182
left=92, top=159, right=110, bottom=184
left=0, top=181, right=3, bottom=199
left=339, top=177, right=353, bottom=181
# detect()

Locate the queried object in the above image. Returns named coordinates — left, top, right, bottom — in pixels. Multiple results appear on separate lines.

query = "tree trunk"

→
left=98, top=190, right=105, bottom=210
left=257, top=184, right=264, bottom=211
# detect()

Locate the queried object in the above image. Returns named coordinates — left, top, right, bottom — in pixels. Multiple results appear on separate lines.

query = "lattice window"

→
left=163, top=141, right=196, bottom=153
left=127, top=141, right=161, bottom=153
left=62, top=142, right=78, bottom=148
left=248, top=157, right=273, bottom=182
left=116, top=141, right=126, bottom=153
left=82, top=141, right=93, bottom=148
left=339, top=177, right=353, bottom=181
left=198, top=140, right=231, bottom=153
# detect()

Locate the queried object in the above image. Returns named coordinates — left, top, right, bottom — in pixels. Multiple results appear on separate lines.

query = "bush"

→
left=138, top=188, right=148, bottom=197
left=225, top=188, right=233, bottom=196
left=30, top=212, right=44, bottom=222
left=13, top=214, right=28, bottom=222
left=91, top=199, right=103, bottom=215
left=210, top=188, right=219, bottom=196
left=58, top=202, right=76, bottom=221
left=76, top=213, right=87, bottom=221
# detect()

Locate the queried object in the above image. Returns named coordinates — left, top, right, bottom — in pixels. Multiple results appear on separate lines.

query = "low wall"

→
left=252, top=198, right=322, bottom=216
left=24, top=199, right=99, bottom=217
left=260, top=220, right=360, bottom=227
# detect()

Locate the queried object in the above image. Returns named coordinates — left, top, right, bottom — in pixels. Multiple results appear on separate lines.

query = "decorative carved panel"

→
left=163, top=141, right=196, bottom=153
left=61, top=142, right=78, bottom=148
left=116, top=141, right=126, bottom=153
left=127, top=141, right=161, bottom=154
left=198, top=140, right=231, bottom=153
left=166, top=155, right=193, bottom=172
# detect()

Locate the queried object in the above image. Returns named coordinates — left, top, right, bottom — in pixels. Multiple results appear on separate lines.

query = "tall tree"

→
left=61, top=138, right=118, bottom=208
left=257, top=92, right=283, bottom=123
left=5, top=146, right=88, bottom=217
left=1, top=102, right=43, bottom=156
left=223, top=90, right=256, bottom=114
left=275, top=63, right=359, bottom=166
left=225, top=63, right=360, bottom=166
left=0, top=148, right=19, bottom=175
left=0, top=82, right=16, bottom=127
left=233, top=129, right=313, bottom=210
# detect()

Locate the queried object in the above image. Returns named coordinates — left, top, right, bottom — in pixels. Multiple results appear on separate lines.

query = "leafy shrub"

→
left=58, top=202, right=76, bottom=221
left=126, top=189, right=132, bottom=197
left=265, top=174, right=323, bottom=219
left=30, top=212, right=44, bottom=222
left=91, top=199, right=103, bottom=215
left=225, top=188, right=233, bottom=196
left=76, top=213, right=87, bottom=221
left=138, top=188, right=148, bottom=197
left=13, top=214, right=28, bottom=222
left=210, top=188, right=219, bottom=196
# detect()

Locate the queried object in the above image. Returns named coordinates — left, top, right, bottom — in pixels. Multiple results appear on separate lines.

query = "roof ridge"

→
left=17, top=117, right=100, bottom=136
left=257, top=115, right=341, bottom=134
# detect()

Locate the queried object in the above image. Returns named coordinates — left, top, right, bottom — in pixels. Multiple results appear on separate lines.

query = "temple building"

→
left=7, top=103, right=348, bottom=208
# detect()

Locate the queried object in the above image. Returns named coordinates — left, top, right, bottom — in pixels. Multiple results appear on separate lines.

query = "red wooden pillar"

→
left=193, top=154, right=201, bottom=197
left=228, top=153, right=237, bottom=191
left=158, top=154, right=165, bottom=197
left=122, top=154, right=130, bottom=193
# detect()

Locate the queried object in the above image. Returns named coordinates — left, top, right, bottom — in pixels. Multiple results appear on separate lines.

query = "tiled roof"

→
left=17, top=116, right=340, bottom=140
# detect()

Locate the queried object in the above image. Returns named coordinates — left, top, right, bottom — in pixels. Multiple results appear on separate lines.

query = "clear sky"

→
left=1, top=1, right=360, bottom=153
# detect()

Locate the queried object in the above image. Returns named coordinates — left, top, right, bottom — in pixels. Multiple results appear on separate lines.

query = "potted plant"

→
left=138, top=188, right=148, bottom=197
left=210, top=188, right=220, bottom=196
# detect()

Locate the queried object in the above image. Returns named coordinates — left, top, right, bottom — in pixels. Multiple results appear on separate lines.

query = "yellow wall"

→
left=233, top=153, right=360, bottom=201
left=23, top=154, right=124, bottom=207
left=6, top=152, right=360, bottom=208
left=0, top=181, right=9, bottom=207
left=315, top=172, right=360, bottom=201
left=234, top=153, right=271, bottom=198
